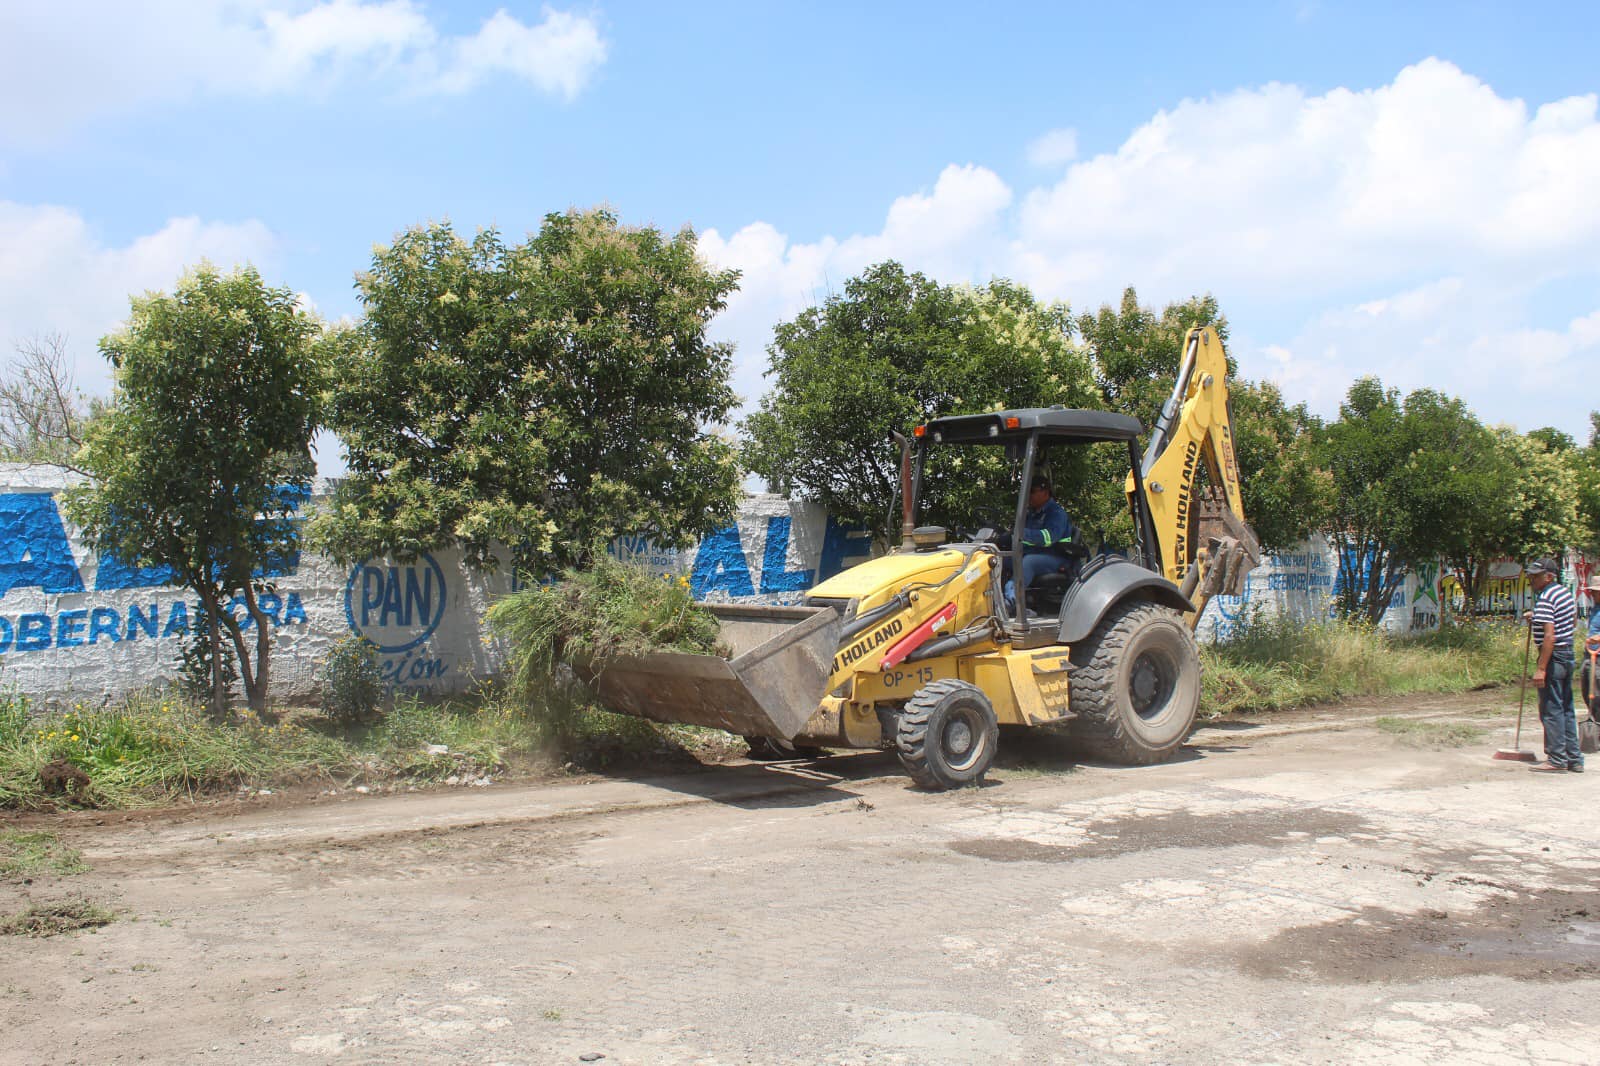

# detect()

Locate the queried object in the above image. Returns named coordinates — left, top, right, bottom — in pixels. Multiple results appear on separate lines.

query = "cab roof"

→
left=921, top=406, right=1144, bottom=445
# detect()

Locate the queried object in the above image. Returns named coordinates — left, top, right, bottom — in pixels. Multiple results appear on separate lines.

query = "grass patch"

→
left=0, top=688, right=526, bottom=809
left=0, top=898, right=115, bottom=937
left=0, top=680, right=747, bottom=811
left=0, top=830, right=87, bottom=880
left=1374, top=716, right=1487, bottom=747
left=1201, top=614, right=1524, bottom=718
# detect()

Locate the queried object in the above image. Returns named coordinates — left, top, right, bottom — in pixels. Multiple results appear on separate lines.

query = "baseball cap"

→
left=1524, top=557, right=1559, bottom=576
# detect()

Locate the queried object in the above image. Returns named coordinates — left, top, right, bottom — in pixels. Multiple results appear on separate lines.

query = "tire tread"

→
left=1068, top=600, right=1199, bottom=765
left=896, top=679, right=995, bottom=790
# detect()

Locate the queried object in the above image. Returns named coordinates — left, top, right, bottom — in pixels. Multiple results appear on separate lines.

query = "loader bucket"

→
left=589, top=603, right=842, bottom=740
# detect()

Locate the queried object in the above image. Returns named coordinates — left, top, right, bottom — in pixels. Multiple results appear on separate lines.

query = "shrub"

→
left=320, top=636, right=383, bottom=725
left=176, top=629, right=239, bottom=711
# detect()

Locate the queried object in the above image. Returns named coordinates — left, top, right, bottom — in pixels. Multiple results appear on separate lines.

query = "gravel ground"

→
left=2, top=690, right=1596, bottom=1065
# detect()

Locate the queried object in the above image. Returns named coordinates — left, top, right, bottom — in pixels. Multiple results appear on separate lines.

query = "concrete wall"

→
left=0, top=467, right=871, bottom=706
left=2, top=462, right=1590, bottom=705
left=1195, top=537, right=1597, bottom=641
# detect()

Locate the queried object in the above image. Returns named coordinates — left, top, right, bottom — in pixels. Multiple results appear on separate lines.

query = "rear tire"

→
left=1067, top=600, right=1200, bottom=765
left=896, top=679, right=999, bottom=790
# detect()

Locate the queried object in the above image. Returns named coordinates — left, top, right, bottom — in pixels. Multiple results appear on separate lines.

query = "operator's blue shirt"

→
left=1022, top=497, right=1075, bottom=558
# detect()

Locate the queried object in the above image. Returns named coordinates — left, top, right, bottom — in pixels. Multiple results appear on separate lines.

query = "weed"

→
left=488, top=556, right=726, bottom=724
left=1374, top=716, right=1486, bottom=747
left=0, top=898, right=115, bottom=937
left=1201, top=614, right=1524, bottom=718
left=0, top=830, right=88, bottom=880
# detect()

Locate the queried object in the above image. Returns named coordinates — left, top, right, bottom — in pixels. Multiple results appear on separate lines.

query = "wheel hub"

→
left=944, top=718, right=973, bottom=758
left=1129, top=650, right=1174, bottom=720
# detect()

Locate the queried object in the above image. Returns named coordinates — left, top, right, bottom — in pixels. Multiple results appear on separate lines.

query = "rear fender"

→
left=1056, top=559, right=1193, bottom=645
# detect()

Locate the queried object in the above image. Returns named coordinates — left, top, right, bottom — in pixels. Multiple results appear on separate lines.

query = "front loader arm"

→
left=1130, top=326, right=1262, bottom=624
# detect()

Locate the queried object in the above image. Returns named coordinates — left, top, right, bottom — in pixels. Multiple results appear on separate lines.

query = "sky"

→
left=2, top=0, right=1598, bottom=474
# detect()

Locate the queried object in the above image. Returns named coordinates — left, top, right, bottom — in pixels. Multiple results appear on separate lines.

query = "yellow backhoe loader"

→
left=591, top=327, right=1261, bottom=789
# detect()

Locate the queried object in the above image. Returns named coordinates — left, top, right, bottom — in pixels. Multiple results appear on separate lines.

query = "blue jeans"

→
left=1003, top=553, right=1065, bottom=614
left=1539, top=652, right=1582, bottom=767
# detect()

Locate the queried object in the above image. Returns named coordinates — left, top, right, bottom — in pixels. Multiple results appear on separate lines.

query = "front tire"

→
left=1067, top=600, right=1201, bottom=765
left=896, top=680, right=999, bottom=790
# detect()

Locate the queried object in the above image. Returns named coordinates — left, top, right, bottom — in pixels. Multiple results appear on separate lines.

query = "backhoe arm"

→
left=1129, top=326, right=1262, bottom=625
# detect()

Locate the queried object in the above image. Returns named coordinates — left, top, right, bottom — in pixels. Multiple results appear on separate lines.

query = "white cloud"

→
left=700, top=164, right=1011, bottom=406
left=258, top=0, right=436, bottom=87
left=698, top=59, right=1600, bottom=436
left=1026, top=128, right=1078, bottom=168
left=0, top=2, right=607, bottom=143
left=0, top=201, right=278, bottom=395
left=439, top=9, right=608, bottom=99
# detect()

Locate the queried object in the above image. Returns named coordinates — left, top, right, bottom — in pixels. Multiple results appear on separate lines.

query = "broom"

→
left=1492, top=621, right=1538, bottom=762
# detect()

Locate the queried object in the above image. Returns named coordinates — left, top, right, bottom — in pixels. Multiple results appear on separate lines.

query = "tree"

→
left=741, top=263, right=1096, bottom=549
left=1571, top=413, right=1600, bottom=554
left=1315, top=381, right=1504, bottom=624
left=1389, top=413, right=1581, bottom=619
left=64, top=265, right=322, bottom=717
left=1404, top=401, right=1514, bottom=619
left=0, top=334, right=102, bottom=470
left=1075, top=288, right=1330, bottom=550
left=314, top=209, right=741, bottom=575
left=1494, top=427, right=1581, bottom=562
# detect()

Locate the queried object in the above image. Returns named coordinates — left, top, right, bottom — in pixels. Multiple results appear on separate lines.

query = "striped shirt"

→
left=1531, top=581, right=1577, bottom=654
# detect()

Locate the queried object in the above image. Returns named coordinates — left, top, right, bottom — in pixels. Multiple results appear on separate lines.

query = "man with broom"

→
left=1523, top=558, right=1582, bottom=773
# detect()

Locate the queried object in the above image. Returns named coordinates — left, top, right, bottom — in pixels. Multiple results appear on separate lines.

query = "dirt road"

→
left=4, top=691, right=1598, bottom=1064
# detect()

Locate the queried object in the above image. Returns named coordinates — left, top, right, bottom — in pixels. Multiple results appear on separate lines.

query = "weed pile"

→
left=0, top=898, right=115, bottom=937
left=1200, top=613, right=1525, bottom=717
left=488, top=556, right=727, bottom=709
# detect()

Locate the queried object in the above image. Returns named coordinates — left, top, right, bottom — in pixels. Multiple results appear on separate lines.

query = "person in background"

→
left=1522, top=558, right=1581, bottom=773
left=1582, top=576, right=1600, bottom=719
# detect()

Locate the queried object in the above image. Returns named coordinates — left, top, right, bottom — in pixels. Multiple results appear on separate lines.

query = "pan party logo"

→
left=343, top=553, right=448, bottom=653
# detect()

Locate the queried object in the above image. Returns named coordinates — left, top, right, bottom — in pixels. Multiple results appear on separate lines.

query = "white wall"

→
left=3, top=461, right=1586, bottom=706
left=0, top=468, right=870, bottom=706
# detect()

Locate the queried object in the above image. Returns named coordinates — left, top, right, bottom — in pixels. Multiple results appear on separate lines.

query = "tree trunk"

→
left=196, top=589, right=227, bottom=720
left=243, top=584, right=273, bottom=716
left=221, top=611, right=257, bottom=712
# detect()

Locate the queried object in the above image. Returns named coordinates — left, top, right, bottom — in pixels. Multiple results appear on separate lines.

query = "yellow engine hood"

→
left=808, top=548, right=967, bottom=605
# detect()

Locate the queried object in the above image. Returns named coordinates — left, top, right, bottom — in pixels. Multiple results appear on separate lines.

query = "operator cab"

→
left=910, top=406, right=1160, bottom=630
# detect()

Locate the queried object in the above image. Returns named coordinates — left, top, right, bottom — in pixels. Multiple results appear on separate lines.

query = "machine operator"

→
left=1001, top=474, right=1076, bottom=614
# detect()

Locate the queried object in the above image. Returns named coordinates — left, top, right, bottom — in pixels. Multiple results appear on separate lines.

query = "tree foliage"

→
left=1316, top=379, right=1418, bottom=623
left=63, top=264, right=322, bottom=717
left=1572, top=412, right=1600, bottom=554
left=1314, top=382, right=1583, bottom=622
left=1074, top=288, right=1329, bottom=550
left=1493, top=427, right=1581, bottom=563
left=314, top=209, right=743, bottom=575
left=741, top=263, right=1096, bottom=549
